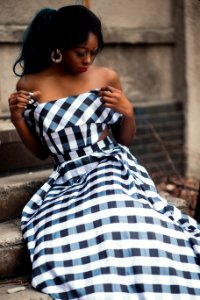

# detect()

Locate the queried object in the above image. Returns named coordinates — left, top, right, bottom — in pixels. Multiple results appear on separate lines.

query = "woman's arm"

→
left=8, top=89, right=49, bottom=160
left=99, top=70, right=136, bottom=146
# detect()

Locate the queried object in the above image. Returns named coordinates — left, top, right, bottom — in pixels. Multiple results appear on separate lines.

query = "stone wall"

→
left=92, top=0, right=176, bottom=105
left=0, top=0, right=75, bottom=115
left=0, top=0, right=190, bottom=181
left=0, top=0, right=176, bottom=111
left=93, top=0, right=185, bottom=181
left=184, top=0, right=200, bottom=178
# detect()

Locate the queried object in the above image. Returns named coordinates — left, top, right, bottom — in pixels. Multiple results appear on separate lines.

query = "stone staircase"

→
left=0, top=169, right=53, bottom=299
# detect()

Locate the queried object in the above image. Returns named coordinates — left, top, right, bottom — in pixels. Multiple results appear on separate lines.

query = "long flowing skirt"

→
left=21, top=139, right=200, bottom=300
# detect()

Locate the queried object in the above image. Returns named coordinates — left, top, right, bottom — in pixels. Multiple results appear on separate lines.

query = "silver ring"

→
left=29, top=92, right=33, bottom=97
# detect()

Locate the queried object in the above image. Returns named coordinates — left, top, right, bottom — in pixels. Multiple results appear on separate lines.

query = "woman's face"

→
left=62, top=32, right=99, bottom=74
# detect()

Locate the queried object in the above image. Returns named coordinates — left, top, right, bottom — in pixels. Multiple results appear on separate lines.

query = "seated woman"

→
left=8, top=5, right=200, bottom=300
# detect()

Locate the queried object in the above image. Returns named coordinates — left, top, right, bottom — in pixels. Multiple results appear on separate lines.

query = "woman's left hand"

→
left=99, top=86, right=133, bottom=118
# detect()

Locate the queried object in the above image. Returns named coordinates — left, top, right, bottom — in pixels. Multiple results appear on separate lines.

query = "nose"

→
left=83, top=53, right=92, bottom=65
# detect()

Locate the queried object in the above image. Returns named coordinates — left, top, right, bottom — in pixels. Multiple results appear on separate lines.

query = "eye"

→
left=75, top=51, right=86, bottom=58
left=91, top=50, right=98, bottom=57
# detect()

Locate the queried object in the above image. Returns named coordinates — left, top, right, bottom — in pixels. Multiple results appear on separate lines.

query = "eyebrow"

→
left=76, top=46, right=98, bottom=50
left=76, top=46, right=87, bottom=49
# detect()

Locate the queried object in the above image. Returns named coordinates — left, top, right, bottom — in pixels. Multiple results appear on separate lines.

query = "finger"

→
left=101, top=98, right=118, bottom=108
left=17, top=90, right=41, bottom=101
left=102, top=96, right=117, bottom=103
left=9, top=103, right=27, bottom=111
left=8, top=95, right=16, bottom=104
left=99, top=90, right=113, bottom=100
left=103, top=91, right=113, bottom=98
left=30, top=91, right=41, bottom=101
left=100, top=86, right=113, bottom=92
left=17, top=90, right=31, bottom=98
left=10, top=101, right=25, bottom=111
left=101, top=86, right=119, bottom=94
left=99, top=86, right=108, bottom=92
left=8, top=92, right=23, bottom=101
left=104, top=102, right=116, bottom=109
left=10, top=90, right=41, bottom=106
left=9, top=95, right=30, bottom=108
left=12, top=94, right=29, bottom=105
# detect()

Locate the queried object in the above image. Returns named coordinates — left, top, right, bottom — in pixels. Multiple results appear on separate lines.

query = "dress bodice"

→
left=23, top=89, right=122, bottom=162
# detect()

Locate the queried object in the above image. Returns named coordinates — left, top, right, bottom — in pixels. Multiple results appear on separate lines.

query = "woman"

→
left=8, top=5, right=200, bottom=300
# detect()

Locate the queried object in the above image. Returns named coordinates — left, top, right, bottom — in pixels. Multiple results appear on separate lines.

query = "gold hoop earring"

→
left=51, top=49, right=63, bottom=63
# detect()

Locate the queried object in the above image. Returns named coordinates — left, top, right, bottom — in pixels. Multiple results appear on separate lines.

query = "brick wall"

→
left=0, top=102, right=185, bottom=179
left=130, top=101, right=185, bottom=184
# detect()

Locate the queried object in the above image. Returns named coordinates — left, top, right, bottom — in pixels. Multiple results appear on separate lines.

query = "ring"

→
left=29, top=92, right=33, bottom=97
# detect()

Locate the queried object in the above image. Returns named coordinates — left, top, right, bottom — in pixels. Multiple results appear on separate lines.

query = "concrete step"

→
left=0, top=169, right=190, bottom=222
left=159, top=191, right=190, bottom=216
left=0, top=119, right=53, bottom=175
left=0, top=197, right=190, bottom=280
left=0, top=169, right=191, bottom=281
left=0, top=219, right=30, bottom=278
left=0, top=169, right=52, bottom=221
left=0, top=279, right=52, bottom=300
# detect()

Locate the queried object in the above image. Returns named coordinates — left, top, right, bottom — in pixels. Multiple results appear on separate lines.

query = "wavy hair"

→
left=13, top=5, right=104, bottom=76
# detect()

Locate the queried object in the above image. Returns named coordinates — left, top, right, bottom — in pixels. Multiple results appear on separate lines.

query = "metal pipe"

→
left=75, top=0, right=90, bottom=8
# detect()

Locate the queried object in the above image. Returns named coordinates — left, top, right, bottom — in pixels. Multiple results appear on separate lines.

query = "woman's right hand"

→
left=8, top=90, right=48, bottom=159
left=8, top=90, right=39, bottom=124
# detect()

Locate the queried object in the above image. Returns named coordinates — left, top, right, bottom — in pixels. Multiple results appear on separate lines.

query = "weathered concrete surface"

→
left=96, top=45, right=174, bottom=104
left=0, top=118, right=14, bottom=130
left=0, top=220, right=30, bottom=278
left=0, top=168, right=190, bottom=222
left=185, top=0, right=200, bottom=179
left=0, top=169, right=51, bottom=186
left=0, top=166, right=191, bottom=279
left=0, top=181, right=42, bottom=220
left=0, top=126, right=54, bottom=175
left=0, top=0, right=74, bottom=25
left=91, top=0, right=173, bottom=29
left=159, top=191, right=190, bottom=216
left=0, top=0, right=175, bottom=112
left=0, top=179, right=190, bottom=280
left=0, top=169, right=51, bottom=221
left=0, top=282, right=52, bottom=300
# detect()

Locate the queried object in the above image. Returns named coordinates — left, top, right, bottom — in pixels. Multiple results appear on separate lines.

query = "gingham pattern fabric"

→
left=22, top=90, right=200, bottom=300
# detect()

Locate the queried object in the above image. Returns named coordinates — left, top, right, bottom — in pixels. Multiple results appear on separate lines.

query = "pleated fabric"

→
left=22, top=90, right=200, bottom=300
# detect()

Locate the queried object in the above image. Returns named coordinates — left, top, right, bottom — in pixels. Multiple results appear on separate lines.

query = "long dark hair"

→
left=13, top=5, right=104, bottom=76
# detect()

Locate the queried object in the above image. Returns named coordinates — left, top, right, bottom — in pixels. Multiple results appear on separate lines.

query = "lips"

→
left=79, top=67, right=88, bottom=72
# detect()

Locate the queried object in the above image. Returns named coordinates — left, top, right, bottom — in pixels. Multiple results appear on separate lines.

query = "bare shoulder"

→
left=95, top=66, right=119, bottom=81
left=16, top=75, right=36, bottom=92
left=95, top=66, right=122, bottom=89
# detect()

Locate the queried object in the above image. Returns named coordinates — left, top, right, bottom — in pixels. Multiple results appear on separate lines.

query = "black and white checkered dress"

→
left=22, top=90, right=200, bottom=300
